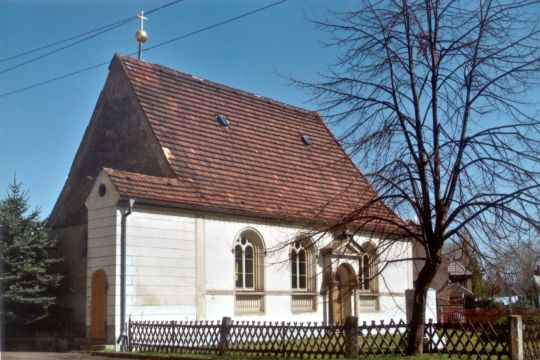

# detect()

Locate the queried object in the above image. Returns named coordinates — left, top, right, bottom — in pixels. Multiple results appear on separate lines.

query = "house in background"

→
left=491, top=279, right=525, bottom=306
left=413, top=244, right=474, bottom=321
left=50, top=54, right=414, bottom=345
left=437, top=261, right=473, bottom=306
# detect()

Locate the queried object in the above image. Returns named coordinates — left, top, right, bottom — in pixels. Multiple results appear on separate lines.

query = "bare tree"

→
left=299, top=0, right=540, bottom=354
left=487, top=236, right=540, bottom=304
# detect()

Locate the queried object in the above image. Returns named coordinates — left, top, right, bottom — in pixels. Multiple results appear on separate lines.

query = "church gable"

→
left=320, top=237, right=372, bottom=258
left=51, top=53, right=405, bottom=228
left=49, top=56, right=174, bottom=227
left=334, top=240, right=366, bottom=258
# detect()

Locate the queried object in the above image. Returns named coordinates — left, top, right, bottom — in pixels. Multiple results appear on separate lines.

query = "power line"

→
left=0, top=19, right=133, bottom=64
left=0, top=62, right=110, bottom=99
left=0, top=0, right=185, bottom=66
left=0, top=0, right=288, bottom=99
left=144, top=0, right=288, bottom=52
left=0, top=19, right=132, bottom=75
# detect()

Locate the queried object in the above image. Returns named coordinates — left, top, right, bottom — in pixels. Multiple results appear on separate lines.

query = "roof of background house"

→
left=447, top=261, right=472, bottom=277
left=437, top=281, right=474, bottom=297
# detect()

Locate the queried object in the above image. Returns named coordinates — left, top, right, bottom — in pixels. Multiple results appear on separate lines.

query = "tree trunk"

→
left=406, top=259, right=439, bottom=355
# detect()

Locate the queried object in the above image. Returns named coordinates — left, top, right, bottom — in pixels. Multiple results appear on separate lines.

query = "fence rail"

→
left=524, top=317, right=540, bottom=360
left=428, top=320, right=509, bottom=359
left=129, top=320, right=221, bottom=353
left=228, top=321, right=345, bottom=356
left=129, top=316, right=516, bottom=358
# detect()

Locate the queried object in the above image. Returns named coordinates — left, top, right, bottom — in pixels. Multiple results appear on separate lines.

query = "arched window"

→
left=234, top=229, right=265, bottom=313
left=360, top=253, right=371, bottom=291
left=358, top=242, right=379, bottom=312
left=359, top=242, right=378, bottom=293
left=234, top=236, right=256, bottom=289
left=290, top=238, right=316, bottom=312
left=291, top=242, right=308, bottom=290
left=234, top=230, right=264, bottom=290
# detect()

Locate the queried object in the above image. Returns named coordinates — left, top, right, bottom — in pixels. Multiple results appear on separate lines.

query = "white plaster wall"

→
left=85, top=173, right=121, bottom=342
left=425, top=288, right=437, bottom=322
left=353, top=234, right=412, bottom=323
left=125, top=208, right=197, bottom=321
left=204, top=217, right=327, bottom=322
left=357, top=295, right=407, bottom=324
left=350, top=233, right=413, bottom=294
left=203, top=216, right=412, bottom=324
left=86, top=175, right=414, bottom=331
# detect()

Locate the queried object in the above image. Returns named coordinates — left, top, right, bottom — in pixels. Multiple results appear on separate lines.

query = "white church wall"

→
left=379, top=240, right=413, bottom=323
left=378, top=242, right=413, bottom=294
left=203, top=216, right=327, bottom=322
left=358, top=294, right=407, bottom=324
left=85, top=174, right=121, bottom=343
left=349, top=233, right=411, bottom=323
left=202, top=216, right=412, bottom=324
left=124, top=207, right=197, bottom=322
left=87, top=180, right=414, bottom=333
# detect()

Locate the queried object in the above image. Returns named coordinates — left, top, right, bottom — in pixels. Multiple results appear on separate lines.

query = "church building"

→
left=50, top=54, right=414, bottom=344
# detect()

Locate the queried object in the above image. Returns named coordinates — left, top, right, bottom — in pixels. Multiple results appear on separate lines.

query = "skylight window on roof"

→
left=301, top=134, right=312, bottom=146
left=216, top=114, right=230, bottom=128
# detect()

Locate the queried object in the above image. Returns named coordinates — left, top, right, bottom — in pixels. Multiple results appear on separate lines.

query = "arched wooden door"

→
left=91, top=270, right=107, bottom=340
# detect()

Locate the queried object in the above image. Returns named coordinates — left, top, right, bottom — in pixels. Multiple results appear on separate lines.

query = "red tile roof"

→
left=108, top=54, right=405, bottom=228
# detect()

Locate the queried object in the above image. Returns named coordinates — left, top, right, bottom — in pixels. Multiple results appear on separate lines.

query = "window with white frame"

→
left=234, top=230, right=264, bottom=313
left=235, top=236, right=255, bottom=289
left=358, top=242, right=379, bottom=311
left=360, top=253, right=371, bottom=291
left=358, top=242, right=378, bottom=292
left=290, top=239, right=316, bottom=311
left=291, top=242, right=308, bottom=290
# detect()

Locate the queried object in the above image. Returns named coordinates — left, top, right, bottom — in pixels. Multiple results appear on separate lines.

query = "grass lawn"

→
left=114, top=352, right=464, bottom=360
left=122, top=351, right=502, bottom=360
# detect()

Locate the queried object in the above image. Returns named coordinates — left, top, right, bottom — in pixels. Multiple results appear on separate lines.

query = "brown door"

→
left=91, top=270, right=107, bottom=340
left=332, top=264, right=354, bottom=324
left=331, top=273, right=343, bottom=324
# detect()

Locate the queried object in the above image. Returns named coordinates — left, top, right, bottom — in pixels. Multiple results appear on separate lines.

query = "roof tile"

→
left=109, top=54, right=404, bottom=228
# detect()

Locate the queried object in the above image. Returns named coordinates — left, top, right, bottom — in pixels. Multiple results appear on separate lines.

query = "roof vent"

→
left=216, top=114, right=230, bottom=128
left=301, top=134, right=312, bottom=146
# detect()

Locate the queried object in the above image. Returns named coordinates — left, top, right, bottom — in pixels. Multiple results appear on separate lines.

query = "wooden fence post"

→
left=127, top=317, right=132, bottom=352
left=344, top=316, right=359, bottom=357
left=169, top=320, right=176, bottom=352
left=280, top=321, right=286, bottom=356
left=218, top=316, right=232, bottom=356
left=509, top=315, right=524, bottom=360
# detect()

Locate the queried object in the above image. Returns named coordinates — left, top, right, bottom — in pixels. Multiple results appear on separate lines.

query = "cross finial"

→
left=137, top=10, right=147, bottom=31
left=135, top=10, right=148, bottom=60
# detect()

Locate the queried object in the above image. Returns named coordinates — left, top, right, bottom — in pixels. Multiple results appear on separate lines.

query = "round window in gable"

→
left=98, top=184, right=107, bottom=197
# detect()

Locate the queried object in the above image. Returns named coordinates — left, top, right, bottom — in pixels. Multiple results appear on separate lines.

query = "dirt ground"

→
left=1, top=352, right=136, bottom=360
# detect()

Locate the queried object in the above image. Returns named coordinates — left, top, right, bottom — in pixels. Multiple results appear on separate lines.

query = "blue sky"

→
left=0, top=0, right=352, bottom=217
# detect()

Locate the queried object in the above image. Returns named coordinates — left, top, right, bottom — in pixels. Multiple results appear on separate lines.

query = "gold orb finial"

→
left=136, top=10, right=148, bottom=60
left=135, top=29, right=148, bottom=43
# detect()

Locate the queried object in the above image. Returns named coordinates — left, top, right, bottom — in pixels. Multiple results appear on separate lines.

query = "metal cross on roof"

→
left=137, top=10, right=147, bottom=31
left=135, top=10, right=148, bottom=60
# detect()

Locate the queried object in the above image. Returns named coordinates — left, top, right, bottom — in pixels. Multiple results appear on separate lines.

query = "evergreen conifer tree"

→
left=0, top=177, right=61, bottom=331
